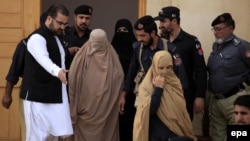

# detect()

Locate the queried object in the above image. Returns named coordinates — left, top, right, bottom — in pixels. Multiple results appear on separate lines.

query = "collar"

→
left=142, top=36, right=163, bottom=50
left=213, top=34, right=235, bottom=46
left=174, top=29, right=185, bottom=41
left=224, top=34, right=235, bottom=43
left=157, top=37, right=165, bottom=50
left=41, top=24, right=55, bottom=37
left=165, top=29, right=184, bottom=42
left=72, top=26, right=91, bottom=38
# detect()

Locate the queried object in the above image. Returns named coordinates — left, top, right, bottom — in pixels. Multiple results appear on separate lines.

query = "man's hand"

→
left=118, top=91, right=127, bottom=114
left=68, top=47, right=80, bottom=55
left=194, top=97, right=204, bottom=114
left=2, top=94, right=12, bottom=109
left=58, top=69, right=68, bottom=84
left=2, top=81, right=14, bottom=109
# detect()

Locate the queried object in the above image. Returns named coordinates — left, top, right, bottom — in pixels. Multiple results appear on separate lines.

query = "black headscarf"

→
left=111, top=19, right=137, bottom=77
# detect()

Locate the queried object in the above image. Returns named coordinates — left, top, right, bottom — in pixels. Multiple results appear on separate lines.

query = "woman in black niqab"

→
left=111, top=19, right=137, bottom=141
left=111, top=19, right=137, bottom=78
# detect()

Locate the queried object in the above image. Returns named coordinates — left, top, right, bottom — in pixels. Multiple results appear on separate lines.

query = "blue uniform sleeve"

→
left=239, top=40, right=250, bottom=67
left=192, top=40, right=207, bottom=98
left=150, top=87, right=164, bottom=115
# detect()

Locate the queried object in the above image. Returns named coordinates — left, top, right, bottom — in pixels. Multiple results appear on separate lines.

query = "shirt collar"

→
left=72, top=26, right=91, bottom=39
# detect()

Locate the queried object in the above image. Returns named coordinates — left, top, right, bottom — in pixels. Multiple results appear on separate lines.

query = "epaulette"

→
left=183, top=31, right=198, bottom=41
left=183, top=31, right=204, bottom=55
left=233, top=38, right=241, bottom=46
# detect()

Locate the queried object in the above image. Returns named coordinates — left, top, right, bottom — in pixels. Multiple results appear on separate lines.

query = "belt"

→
left=214, top=83, right=245, bottom=99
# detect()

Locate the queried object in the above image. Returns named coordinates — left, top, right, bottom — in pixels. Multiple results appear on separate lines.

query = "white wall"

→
left=146, top=0, right=250, bottom=62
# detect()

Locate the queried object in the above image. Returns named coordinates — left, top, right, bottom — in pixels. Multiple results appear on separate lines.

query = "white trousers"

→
left=23, top=100, right=60, bottom=141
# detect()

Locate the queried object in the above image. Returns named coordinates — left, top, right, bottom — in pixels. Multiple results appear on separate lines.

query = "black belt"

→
left=214, top=84, right=245, bottom=99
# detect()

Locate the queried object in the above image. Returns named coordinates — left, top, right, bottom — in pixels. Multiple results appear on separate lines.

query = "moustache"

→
left=80, top=23, right=87, bottom=27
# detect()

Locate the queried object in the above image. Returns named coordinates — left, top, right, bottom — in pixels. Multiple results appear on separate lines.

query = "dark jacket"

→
left=5, top=38, right=28, bottom=84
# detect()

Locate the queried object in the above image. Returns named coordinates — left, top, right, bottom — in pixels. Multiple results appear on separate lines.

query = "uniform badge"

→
left=173, top=55, right=182, bottom=66
left=172, top=14, right=177, bottom=17
left=196, top=43, right=201, bottom=49
left=245, top=50, right=250, bottom=58
left=138, top=23, right=143, bottom=29
left=198, top=48, right=203, bottom=55
left=88, top=8, right=92, bottom=14
left=196, top=43, right=203, bottom=55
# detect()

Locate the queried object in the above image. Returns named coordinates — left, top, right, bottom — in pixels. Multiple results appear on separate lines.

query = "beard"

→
left=215, top=38, right=225, bottom=44
left=144, top=37, right=154, bottom=47
left=54, top=29, right=63, bottom=36
left=49, top=22, right=63, bottom=35
left=77, top=23, right=87, bottom=31
left=160, top=28, right=171, bottom=39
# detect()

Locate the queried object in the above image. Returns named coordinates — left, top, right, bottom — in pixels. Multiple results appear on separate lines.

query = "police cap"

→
left=74, top=5, right=93, bottom=15
left=134, top=15, right=156, bottom=31
left=211, top=13, right=235, bottom=29
left=154, top=6, right=180, bottom=21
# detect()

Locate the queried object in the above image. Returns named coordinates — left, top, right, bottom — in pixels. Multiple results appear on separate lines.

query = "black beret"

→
left=134, top=15, right=155, bottom=30
left=74, top=5, right=93, bottom=15
left=211, top=13, right=235, bottom=28
left=154, top=6, right=180, bottom=21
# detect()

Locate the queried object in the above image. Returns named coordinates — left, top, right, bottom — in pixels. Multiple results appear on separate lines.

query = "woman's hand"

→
left=152, top=76, right=165, bottom=88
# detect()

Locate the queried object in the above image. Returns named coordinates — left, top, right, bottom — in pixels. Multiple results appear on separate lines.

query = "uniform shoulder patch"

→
left=195, top=42, right=204, bottom=56
left=183, top=31, right=203, bottom=55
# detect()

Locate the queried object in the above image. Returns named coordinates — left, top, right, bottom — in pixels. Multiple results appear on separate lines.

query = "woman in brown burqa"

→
left=133, top=51, right=196, bottom=141
left=68, top=29, right=124, bottom=141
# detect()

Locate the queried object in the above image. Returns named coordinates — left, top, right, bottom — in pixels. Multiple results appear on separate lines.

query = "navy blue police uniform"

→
left=164, top=30, right=207, bottom=120
left=154, top=6, right=207, bottom=120
left=208, top=35, right=250, bottom=96
left=63, top=4, right=93, bottom=69
left=207, top=12, right=250, bottom=141
left=64, top=27, right=91, bottom=69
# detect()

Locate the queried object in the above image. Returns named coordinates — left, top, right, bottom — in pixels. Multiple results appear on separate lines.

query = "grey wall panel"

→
left=42, top=0, right=138, bottom=41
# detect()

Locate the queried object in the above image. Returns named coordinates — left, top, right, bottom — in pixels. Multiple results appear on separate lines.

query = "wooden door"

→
left=0, top=0, right=40, bottom=141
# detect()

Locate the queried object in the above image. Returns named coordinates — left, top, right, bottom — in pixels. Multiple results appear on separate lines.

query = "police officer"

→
left=118, top=15, right=169, bottom=112
left=64, top=5, right=93, bottom=69
left=207, top=13, right=250, bottom=141
left=154, top=6, right=207, bottom=120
